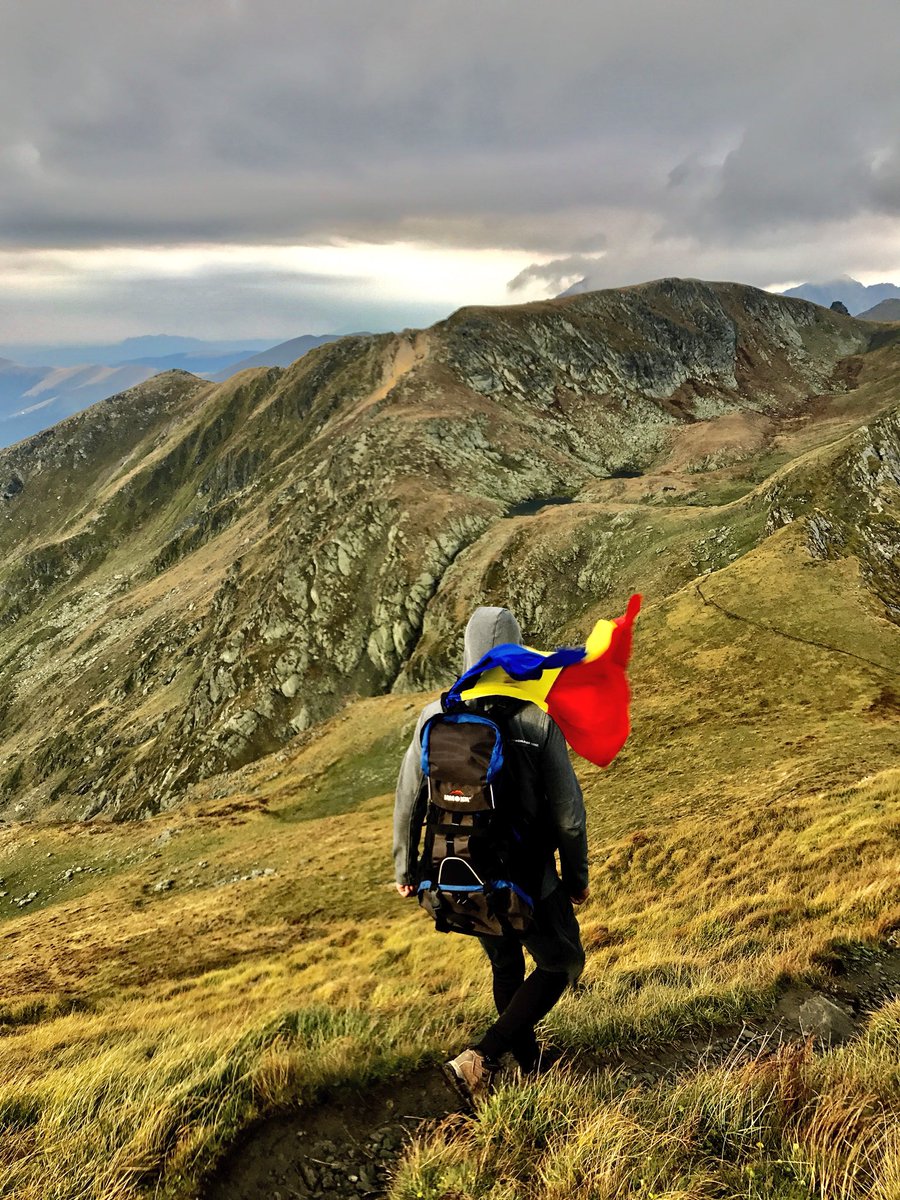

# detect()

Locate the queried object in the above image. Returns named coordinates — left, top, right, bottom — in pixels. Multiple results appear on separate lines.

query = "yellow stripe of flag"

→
left=458, top=662, right=562, bottom=711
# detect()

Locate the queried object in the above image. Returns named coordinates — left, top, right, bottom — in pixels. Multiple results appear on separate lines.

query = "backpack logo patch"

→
left=443, top=789, right=472, bottom=803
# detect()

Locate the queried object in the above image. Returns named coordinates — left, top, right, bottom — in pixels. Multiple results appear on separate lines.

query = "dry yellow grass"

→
left=391, top=1025, right=900, bottom=1200
left=0, top=516, right=896, bottom=1197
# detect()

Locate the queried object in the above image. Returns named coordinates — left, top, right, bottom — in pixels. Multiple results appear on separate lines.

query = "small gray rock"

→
left=798, top=994, right=855, bottom=1044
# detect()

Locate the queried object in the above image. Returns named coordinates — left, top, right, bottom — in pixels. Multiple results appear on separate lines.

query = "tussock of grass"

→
left=391, top=1030, right=900, bottom=1200
left=0, top=999, right=458, bottom=1200
left=546, top=769, right=900, bottom=1056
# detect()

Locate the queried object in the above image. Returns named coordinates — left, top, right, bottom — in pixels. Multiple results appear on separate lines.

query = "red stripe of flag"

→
left=545, top=593, right=641, bottom=766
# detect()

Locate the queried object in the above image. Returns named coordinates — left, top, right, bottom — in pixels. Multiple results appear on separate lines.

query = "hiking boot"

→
left=441, top=1047, right=499, bottom=1107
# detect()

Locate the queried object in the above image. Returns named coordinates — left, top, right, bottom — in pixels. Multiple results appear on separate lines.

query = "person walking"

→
left=393, top=605, right=589, bottom=1106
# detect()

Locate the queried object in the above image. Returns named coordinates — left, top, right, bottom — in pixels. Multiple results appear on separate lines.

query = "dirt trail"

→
left=203, top=943, right=900, bottom=1200
left=359, top=333, right=430, bottom=412
left=204, top=1066, right=449, bottom=1200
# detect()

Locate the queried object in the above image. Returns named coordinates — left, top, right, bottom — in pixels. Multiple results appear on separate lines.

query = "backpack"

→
left=416, top=703, right=535, bottom=937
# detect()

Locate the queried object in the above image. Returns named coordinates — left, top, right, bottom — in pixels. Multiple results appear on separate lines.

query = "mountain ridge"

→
left=860, top=298, right=900, bottom=322
left=0, top=278, right=896, bottom=822
left=0, top=335, right=347, bottom=448
left=561, top=274, right=900, bottom=316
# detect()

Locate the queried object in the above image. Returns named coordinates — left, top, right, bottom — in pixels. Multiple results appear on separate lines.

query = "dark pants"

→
left=475, top=884, right=585, bottom=1068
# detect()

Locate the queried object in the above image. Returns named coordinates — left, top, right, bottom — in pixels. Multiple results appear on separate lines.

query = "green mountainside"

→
left=0, top=279, right=898, bottom=1199
left=0, top=279, right=896, bottom=823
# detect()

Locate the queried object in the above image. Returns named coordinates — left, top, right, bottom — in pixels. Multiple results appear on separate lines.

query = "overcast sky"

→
left=1, top=0, right=898, bottom=343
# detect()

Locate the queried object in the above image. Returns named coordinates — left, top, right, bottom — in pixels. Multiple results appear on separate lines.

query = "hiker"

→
left=393, top=605, right=588, bottom=1105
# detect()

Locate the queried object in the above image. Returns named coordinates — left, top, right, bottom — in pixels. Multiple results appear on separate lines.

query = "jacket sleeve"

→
left=392, top=715, right=428, bottom=886
left=539, top=716, right=589, bottom=894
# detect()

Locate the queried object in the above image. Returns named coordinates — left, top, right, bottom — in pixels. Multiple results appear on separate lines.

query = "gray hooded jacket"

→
left=392, top=606, right=589, bottom=901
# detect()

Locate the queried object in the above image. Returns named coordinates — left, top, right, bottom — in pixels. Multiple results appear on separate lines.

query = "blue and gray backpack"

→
left=416, top=703, right=535, bottom=937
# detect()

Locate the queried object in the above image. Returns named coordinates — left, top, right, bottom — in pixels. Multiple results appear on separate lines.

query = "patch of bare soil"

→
left=660, top=411, right=774, bottom=473
left=204, top=1068, right=450, bottom=1200
left=202, top=943, right=900, bottom=1200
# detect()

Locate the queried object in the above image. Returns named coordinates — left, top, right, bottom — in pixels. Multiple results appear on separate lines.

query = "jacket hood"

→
left=463, top=606, right=522, bottom=671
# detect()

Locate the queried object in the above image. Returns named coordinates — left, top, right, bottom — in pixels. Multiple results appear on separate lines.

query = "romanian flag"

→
left=443, top=594, right=642, bottom=767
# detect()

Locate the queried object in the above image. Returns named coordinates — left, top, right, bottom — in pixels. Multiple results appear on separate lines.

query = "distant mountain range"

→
left=859, top=298, right=900, bottom=322
left=0, top=359, right=165, bottom=446
left=2, top=335, right=276, bottom=371
left=0, top=333, right=345, bottom=448
left=206, top=334, right=343, bottom=381
left=780, top=276, right=900, bottom=315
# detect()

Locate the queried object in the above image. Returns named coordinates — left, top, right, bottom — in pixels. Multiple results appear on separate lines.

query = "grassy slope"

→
left=0, top=514, right=897, bottom=1198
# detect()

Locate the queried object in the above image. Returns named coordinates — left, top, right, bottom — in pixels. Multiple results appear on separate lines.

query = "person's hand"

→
left=396, top=883, right=416, bottom=898
left=570, top=886, right=590, bottom=906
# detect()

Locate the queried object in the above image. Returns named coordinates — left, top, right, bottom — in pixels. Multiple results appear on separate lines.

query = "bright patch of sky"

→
left=0, top=242, right=552, bottom=342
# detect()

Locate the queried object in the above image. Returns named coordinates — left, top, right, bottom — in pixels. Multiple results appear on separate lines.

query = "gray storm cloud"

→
left=0, top=0, right=898, bottom=337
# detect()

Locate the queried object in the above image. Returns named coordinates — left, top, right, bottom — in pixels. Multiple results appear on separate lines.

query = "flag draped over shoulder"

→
left=443, top=593, right=642, bottom=767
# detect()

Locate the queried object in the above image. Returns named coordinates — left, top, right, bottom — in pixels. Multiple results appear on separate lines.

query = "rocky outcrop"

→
left=765, top=403, right=900, bottom=618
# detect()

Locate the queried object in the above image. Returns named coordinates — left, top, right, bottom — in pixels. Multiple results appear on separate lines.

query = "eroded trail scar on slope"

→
left=205, top=1067, right=452, bottom=1200
left=204, top=942, right=900, bottom=1200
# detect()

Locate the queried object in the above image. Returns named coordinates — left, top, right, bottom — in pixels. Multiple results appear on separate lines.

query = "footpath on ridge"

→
left=204, top=941, right=900, bottom=1200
